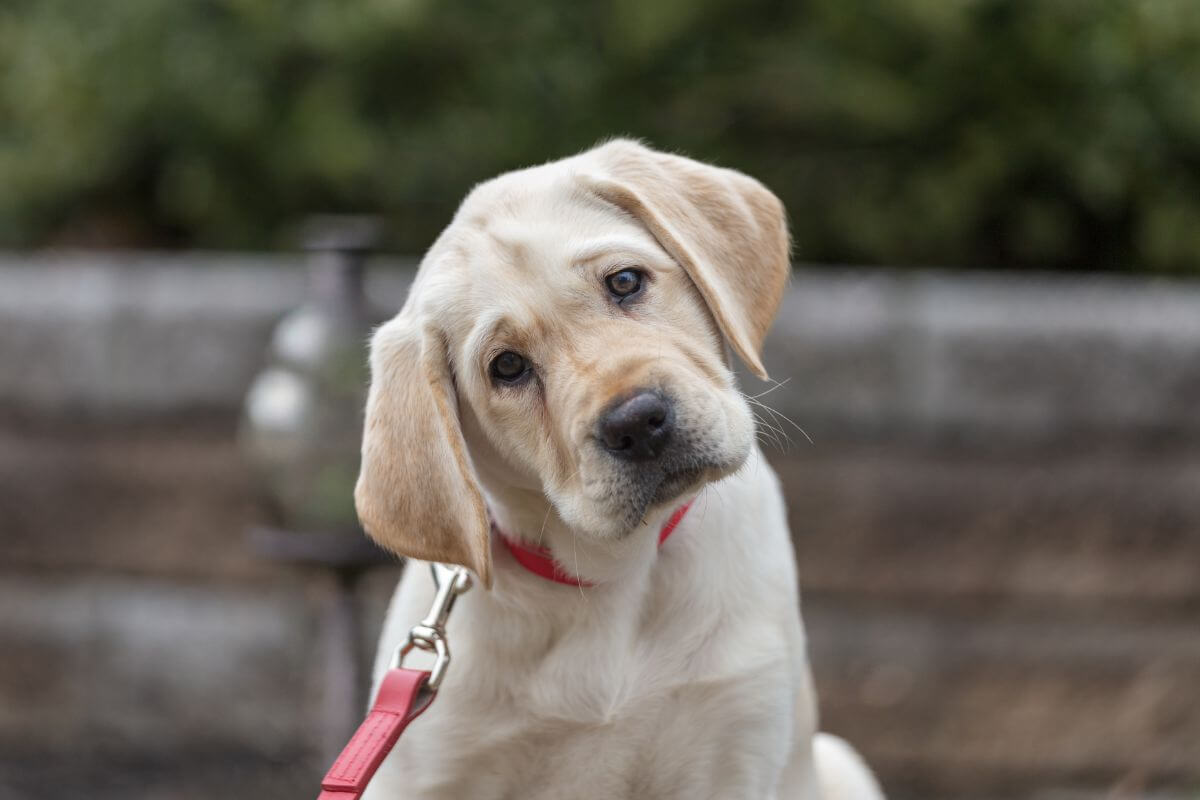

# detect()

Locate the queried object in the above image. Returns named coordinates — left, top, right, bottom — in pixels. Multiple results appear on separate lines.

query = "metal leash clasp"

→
left=390, top=563, right=473, bottom=692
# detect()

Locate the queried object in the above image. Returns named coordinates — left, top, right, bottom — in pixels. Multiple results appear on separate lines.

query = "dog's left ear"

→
left=579, top=139, right=790, bottom=380
left=355, top=313, right=493, bottom=587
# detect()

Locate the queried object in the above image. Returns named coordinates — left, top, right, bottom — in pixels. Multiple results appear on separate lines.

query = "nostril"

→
left=597, top=390, right=674, bottom=461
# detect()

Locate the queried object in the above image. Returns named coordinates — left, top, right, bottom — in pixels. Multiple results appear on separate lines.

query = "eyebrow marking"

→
left=571, top=238, right=666, bottom=269
left=466, top=312, right=509, bottom=368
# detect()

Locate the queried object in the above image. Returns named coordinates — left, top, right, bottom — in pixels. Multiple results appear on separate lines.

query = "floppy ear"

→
left=580, top=140, right=790, bottom=379
left=355, top=314, right=492, bottom=586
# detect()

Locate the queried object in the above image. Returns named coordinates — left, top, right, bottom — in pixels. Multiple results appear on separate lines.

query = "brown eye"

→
left=606, top=269, right=643, bottom=299
left=490, top=351, right=529, bottom=383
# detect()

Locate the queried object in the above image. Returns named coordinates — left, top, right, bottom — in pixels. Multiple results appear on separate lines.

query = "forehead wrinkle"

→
left=465, top=303, right=549, bottom=364
left=484, top=221, right=531, bottom=270
left=463, top=311, right=510, bottom=368
left=481, top=184, right=658, bottom=269
left=571, top=237, right=670, bottom=270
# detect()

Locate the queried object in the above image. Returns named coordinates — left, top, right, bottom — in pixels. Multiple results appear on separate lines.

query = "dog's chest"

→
left=382, top=665, right=793, bottom=800
left=368, top=612, right=797, bottom=800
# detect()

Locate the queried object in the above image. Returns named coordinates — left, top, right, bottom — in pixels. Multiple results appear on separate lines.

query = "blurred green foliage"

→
left=1, top=0, right=1198, bottom=271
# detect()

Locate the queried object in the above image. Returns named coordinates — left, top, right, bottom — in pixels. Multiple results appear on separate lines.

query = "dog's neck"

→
left=481, top=483, right=677, bottom=587
left=463, top=423, right=690, bottom=587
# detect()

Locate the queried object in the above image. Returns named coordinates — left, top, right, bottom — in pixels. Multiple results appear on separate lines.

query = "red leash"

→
left=316, top=563, right=470, bottom=800
left=317, top=668, right=433, bottom=800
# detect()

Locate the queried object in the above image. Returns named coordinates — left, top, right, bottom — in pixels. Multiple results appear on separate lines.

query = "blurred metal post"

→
left=240, top=215, right=395, bottom=767
left=322, top=568, right=363, bottom=764
left=247, top=526, right=393, bottom=765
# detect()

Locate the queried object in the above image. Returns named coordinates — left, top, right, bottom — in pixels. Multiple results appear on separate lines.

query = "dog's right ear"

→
left=578, top=139, right=790, bottom=380
left=355, top=315, right=492, bottom=586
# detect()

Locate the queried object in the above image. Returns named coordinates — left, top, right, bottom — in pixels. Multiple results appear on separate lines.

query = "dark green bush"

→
left=1, top=0, right=1198, bottom=271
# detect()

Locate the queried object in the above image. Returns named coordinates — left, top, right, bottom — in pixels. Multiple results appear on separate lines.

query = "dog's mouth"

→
left=575, top=414, right=752, bottom=538
left=649, top=466, right=706, bottom=506
left=606, top=459, right=728, bottom=535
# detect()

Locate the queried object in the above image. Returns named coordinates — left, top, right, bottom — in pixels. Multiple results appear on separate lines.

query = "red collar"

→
left=498, top=501, right=693, bottom=587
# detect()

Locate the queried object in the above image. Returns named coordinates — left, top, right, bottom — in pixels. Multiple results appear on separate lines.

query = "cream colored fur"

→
left=357, top=140, right=884, bottom=799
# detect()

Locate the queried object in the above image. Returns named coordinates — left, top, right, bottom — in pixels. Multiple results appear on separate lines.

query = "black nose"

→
left=597, top=391, right=674, bottom=462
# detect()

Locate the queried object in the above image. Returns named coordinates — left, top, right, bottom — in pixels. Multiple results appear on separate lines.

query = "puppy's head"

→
left=355, top=140, right=789, bottom=586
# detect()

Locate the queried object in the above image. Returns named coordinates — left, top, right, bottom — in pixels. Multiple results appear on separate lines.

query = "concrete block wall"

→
left=765, top=269, right=1200, bottom=442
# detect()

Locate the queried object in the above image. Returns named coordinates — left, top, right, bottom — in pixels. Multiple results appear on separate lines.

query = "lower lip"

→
left=655, top=468, right=704, bottom=498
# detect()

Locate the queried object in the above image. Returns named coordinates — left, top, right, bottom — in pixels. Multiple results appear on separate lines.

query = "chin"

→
left=561, top=435, right=751, bottom=539
left=649, top=466, right=707, bottom=507
left=625, top=460, right=743, bottom=535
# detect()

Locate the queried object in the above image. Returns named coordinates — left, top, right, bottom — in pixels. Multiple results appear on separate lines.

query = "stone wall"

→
left=1, top=253, right=1197, bottom=799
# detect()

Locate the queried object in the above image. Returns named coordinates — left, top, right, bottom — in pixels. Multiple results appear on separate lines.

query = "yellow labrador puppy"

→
left=357, top=140, right=883, bottom=799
